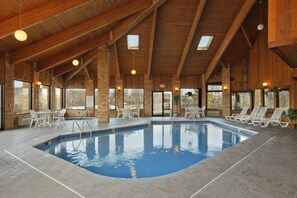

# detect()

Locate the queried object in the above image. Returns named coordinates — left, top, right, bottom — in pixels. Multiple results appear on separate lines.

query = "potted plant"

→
left=173, top=95, right=180, bottom=117
left=287, top=108, right=297, bottom=128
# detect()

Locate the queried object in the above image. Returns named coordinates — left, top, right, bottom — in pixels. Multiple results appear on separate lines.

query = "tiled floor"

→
left=1, top=117, right=297, bottom=198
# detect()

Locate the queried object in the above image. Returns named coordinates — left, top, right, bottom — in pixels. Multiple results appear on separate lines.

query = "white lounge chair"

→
left=252, top=108, right=288, bottom=128
left=245, top=107, right=268, bottom=125
left=225, top=107, right=249, bottom=121
left=236, top=106, right=260, bottom=122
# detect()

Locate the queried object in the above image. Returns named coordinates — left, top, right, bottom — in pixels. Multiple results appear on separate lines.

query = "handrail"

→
left=80, top=109, right=89, bottom=119
left=82, top=120, right=93, bottom=137
left=72, top=121, right=83, bottom=139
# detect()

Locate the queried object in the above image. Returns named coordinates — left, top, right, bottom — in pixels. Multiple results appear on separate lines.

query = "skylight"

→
left=197, top=35, right=213, bottom=50
left=127, top=35, right=139, bottom=50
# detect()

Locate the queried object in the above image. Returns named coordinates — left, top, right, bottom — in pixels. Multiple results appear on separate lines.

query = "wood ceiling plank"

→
left=65, top=53, right=97, bottom=81
left=176, top=0, right=206, bottom=79
left=147, top=10, right=157, bottom=79
left=108, top=0, right=167, bottom=46
left=36, top=33, right=109, bottom=72
left=0, top=0, right=89, bottom=39
left=53, top=64, right=76, bottom=77
left=10, top=0, right=150, bottom=64
left=205, top=0, right=256, bottom=81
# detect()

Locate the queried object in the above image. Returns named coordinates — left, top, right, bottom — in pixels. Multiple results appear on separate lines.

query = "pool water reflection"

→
left=39, top=122, right=254, bottom=178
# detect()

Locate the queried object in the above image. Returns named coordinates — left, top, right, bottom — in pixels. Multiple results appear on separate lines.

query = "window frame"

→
left=65, top=88, right=86, bottom=110
left=123, top=88, right=144, bottom=109
left=14, top=80, right=32, bottom=115
left=206, top=83, right=222, bottom=110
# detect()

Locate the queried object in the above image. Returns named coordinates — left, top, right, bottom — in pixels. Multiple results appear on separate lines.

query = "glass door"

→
left=0, top=84, right=3, bottom=130
left=152, top=91, right=172, bottom=116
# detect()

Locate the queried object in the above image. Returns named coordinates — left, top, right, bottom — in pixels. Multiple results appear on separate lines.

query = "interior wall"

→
left=248, top=30, right=291, bottom=89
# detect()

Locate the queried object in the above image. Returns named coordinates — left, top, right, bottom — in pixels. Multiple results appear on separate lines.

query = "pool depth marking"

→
left=189, top=135, right=276, bottom=198
left=3, top=149, right=86, bottom=198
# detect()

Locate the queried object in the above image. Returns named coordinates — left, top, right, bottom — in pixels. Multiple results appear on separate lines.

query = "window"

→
left=109, top=89, right=115, bottom=109
left=124, top=89, right=144, bottom=109
left=53, top=87, right=63, bottom=110
left=264, top=91, right=274, bottom=109
left=197, top=35, right=213, bottom=50
left=14, top=80, right=31, bottom=114
left=207, top=84, right=222, bottom=109
left=278, top=89, right=289, bottom=111
left=39, top=85, right=50, bottom=110
left=253, top=89, right=262, bottom=107
left=231, top=92, right=251, bottom=110
left=94, top=88, right=115, bottom=109
left=180, top=88, right=199, bottom=108
left=65, top=89, right=86, bottom=109
left=127, top=35, right=139, bottom=50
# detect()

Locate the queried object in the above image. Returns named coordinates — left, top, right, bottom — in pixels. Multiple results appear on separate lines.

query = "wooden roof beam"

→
left=52, top=50, right=97, bottom=77
left=10, top=0, right=150, bottom=64
left=204, top=0, right=256, bottom=81
left=147, top=9, right=158, bottom=79
left=65, top=53, right=97, bottom=81
left=84, top=67, right=91, bottom=80
left=176, top=0, right=206, bottom=79
left=36, top=33, right=108, bottom=72
left=108, top=0, right=167, bottom=46
left=0, top=0, right=88, bottom=39
left=240, top=25, right=252, bottom=48
left=113, top=43, right=121, bottom=76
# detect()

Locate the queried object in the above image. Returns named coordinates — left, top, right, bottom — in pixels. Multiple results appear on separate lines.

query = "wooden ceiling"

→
left=0, top=0, right=268, bottom=80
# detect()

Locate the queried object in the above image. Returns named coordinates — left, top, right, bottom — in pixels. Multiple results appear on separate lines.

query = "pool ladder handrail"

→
left=82, top=120, right=93, bottom=137
left=72, top=120, right=93, bottom=138
left=72, top=121, right=83, bottom=139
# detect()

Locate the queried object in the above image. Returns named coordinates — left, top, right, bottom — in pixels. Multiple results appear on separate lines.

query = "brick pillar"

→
left=172, top=75, right=180, bottom=116
left=222, top=63, right=231, bottom=116
left=201, top=74, right=206, bottom=108
left=33, top=68, right=40, bottom=111
left=86, top=77, right=94, bottom=116
left=4, top=53, right=14, bottom=129
left=97, top=45, right=109, bottom=122
left=115, top=75, right=123, bottom=109
left=144, top=74, right=152, bottom=116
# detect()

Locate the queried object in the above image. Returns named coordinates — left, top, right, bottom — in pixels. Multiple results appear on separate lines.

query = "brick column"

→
left=33, top=69, right=40, bottom=111
left=97, top=45, right=109, bottom=122
left=222, top=63, right=231, bottom=116
left=144, top=74, right=152, bottom=117
left=86, top=77, right=94, bottom=116
left=115, top=75, right=123, bottom=109
left=172, top=75, right=180, bottom=116
left=201, top=74, right=206, bottom=108
left=4, top=53, right=14, bottom=129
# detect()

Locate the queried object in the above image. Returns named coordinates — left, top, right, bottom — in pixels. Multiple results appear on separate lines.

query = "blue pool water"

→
left=37, top=122, right=255, bottom=178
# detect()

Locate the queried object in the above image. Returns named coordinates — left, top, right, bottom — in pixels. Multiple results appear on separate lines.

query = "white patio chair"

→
left=197, top=106, right=206, bottom=118
left=132, top=108, right=140, bottom=118
left=29, top=110, right=43, bottom=128
left=253, top=108, right=288, bottom=128
left=237, top=106, right=260, bottom=123
left=225, top=107, right=249, bottom=121
left=116, top=106, right=123, bottom=118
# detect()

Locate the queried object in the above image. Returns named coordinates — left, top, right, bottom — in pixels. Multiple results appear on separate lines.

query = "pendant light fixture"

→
left=131, top=51, right=136, bottom=75
left=72, top=47, right=79, bottom=66
left=257, top=0, right=264, bottom=31
left=14, top=0, right=27, bottom=41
